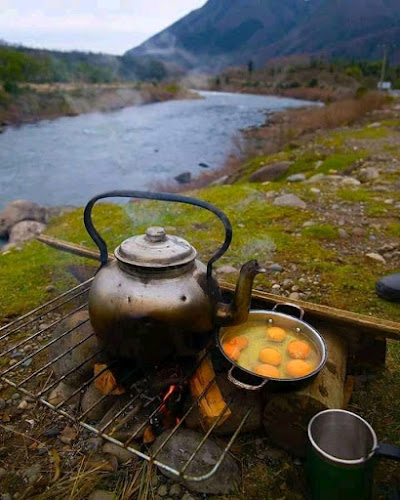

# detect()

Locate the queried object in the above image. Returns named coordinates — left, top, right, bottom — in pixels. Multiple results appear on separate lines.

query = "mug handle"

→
left=377, top=442, right=400, bottom=461
left=228, top=366, right=269, bottom=391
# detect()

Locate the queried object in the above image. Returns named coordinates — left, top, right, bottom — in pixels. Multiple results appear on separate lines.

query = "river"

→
left=0, top=91, right=311, bottom=210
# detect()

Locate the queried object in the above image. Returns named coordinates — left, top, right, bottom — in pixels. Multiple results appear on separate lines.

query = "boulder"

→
left=273, top=194, right=307, bottom=209
left=8, top=220, right=46, bottom=244
left=0, top=200, right=47, bottom=237
left=248, top=162, right=291, bottom=183
left=358, top=167, right=379, bottom=183
left=287, top=173, right=306, bottom=182
left=174, top=172, right=192, bottom=184
left=152, top=428, right=240, bottom=494
left=49, top=310, right=101, bottom=388
left=209, top=175, right=230, bottom=186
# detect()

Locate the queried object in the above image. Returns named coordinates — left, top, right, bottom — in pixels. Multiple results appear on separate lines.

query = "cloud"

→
left=0, top=0, right=207, bottom=53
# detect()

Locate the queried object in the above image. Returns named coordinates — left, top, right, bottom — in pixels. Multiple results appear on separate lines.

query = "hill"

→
left=126, top=0, right=400, bottom=71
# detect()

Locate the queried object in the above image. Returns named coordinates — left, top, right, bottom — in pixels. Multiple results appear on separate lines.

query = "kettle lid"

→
left=114, top=226, right=197, bottom=268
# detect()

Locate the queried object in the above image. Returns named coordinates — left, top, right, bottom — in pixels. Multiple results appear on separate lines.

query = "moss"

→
left=302, top=224, right=337, bottom=240
left=337, top=188, right=374, bottom=203
left=386, top=222, right=400, bottom=238
left=316, top=152, right=366, bottom=174
left=348, top=127, right=389, bottom=140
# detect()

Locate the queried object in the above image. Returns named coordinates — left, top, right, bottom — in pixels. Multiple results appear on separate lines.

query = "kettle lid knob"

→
left=145, top=226, right=166, bottom=243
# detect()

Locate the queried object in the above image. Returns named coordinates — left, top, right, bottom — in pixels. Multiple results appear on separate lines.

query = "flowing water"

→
left=0, top=91, right=311, bottom=210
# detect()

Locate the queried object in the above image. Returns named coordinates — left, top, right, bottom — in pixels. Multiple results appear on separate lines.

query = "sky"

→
left=0, top=0, right=207, bottom=55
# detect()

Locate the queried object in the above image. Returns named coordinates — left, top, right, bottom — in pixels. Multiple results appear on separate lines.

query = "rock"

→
left=358, top=167, right=379, bottom=183
left=303, top=221, right=315, bottom=228
left=48, top=382, right=80, bottom=407
left=272, top=284, right=281, bottom=291
left=49, top=310, right=100, bottom=388
left=338, top=229, right=349, bottom=239
left=269, top=263, right=283, bottom=273
left=43, top=427, right=60, bottom=438
left=0, top=467, right=6, bottom=479
left=198, top=162, right=210, bottom=169
left=0, top=399, right=5, bottom=410
left=1, top=493, right=12, bottom=500
left=287, top=173, right=306, bottom=182
left=309, top=187, right=321, bottom=194
left=88, top=490, right=117, bottom=500
left=341, top=177, right=361, bottom=187
left=289, top=292, right=300, bottom=300
left=84, top=437, right=104, bottom=454
left=23, top=465, right=41, bottom=484
left=181, top=494, right=196, bottom=500
left=216, top=265, right=237, bottom=275
left=152, top=429, right=240, bottom=494
left=306, top=173, right=326, bottom=183
left=102, top=442, right=135, bottom=464
left=209, top=175, right=230, bottom=186
left=157, top=484, right=169, bottom=497
left=45, top=285, right=56, bottom=293
left=81, top=382, right=114, bottom=421
left=352, top=228, right=366, bottom=237
left=273, top=194, right=306, bottom=209
left=0, top=200, right=47, bottom=238
left=8, top=220, right=46, bottom=244
left=169, top=484, right=182, bottom=497
left=17, top=400, right=28, bottom=410
left=248, top=161, right=291, bottom=182
left=21, top=358, right=32, bottom=367
left=366, top=253, right=386, bottom=264
left=59, top=425, right=77, bottom=445
left=174, top=172, right=191, bottom=184
left=367, top=122, right=381, bottom=128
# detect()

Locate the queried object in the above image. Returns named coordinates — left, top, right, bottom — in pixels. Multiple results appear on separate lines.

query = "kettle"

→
left=84, top=190, right=265, bottom=366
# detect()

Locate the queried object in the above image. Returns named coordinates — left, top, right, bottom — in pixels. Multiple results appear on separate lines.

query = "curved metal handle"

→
left=272, top=302, right=305, bottom=320
left=227, top=366, right=268, bottom=391
left=83, top=190, right=232, bottom=277
left=377, top=442, right=400, bottom=461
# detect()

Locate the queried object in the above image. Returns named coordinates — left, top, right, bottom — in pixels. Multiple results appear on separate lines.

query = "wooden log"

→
left=263, top=327, right=347, bottom=457
left=190, top=354, right=232, bottom=430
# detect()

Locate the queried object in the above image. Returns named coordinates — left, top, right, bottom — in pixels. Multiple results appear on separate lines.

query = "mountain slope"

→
left=126, top=0, right=400, bottom=70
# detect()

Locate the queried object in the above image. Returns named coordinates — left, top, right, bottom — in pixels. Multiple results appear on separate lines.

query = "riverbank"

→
left=0, top=82, right=199, bottom=127
left=1, top=92, right=400, bottom=499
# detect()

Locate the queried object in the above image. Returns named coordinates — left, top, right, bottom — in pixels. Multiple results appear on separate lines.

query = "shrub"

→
left=355, top=86, right=368, bottom=99
left=308, top=78, right=319, bottom=88
left=3, top=80, right=19, bottom=94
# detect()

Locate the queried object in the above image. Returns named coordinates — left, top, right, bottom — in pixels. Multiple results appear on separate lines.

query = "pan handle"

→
left=377, top=442, right=400, bottom=461
left=272, top=302, right=305, bottom=320
left=227, top=366, right=269, bottom=391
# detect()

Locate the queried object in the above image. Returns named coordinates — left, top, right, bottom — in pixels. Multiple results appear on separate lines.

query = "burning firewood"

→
left=190, top=354, right=231, bottom=430
left=93, top=364, right=126, bottom=396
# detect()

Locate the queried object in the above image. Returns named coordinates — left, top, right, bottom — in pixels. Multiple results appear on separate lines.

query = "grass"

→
left=302, top=224, right=337, bottom=240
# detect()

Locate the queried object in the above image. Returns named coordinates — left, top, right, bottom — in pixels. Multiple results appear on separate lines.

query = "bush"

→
left=3, top=80, right=19, bottom=94
left=308, top=78, right=319, bottom=88
left=355, top=86, right=368, bottom=99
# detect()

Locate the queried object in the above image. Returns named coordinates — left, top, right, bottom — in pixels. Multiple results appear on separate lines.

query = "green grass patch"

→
left=348, top=127, right=389, bottom=140
left=302, top=224, right=338, bottom=240
left=337, top=188, right=374, bottom=203
left=386, top=221, right=400, bottom=237
left=316, top=152, right=366, bottom=174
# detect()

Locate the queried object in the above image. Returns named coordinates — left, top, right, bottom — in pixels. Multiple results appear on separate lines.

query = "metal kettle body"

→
left=84, top=190, right=264, bottom=366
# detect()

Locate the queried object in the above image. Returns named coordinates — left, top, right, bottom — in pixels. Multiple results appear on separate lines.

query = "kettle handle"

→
left=83, top=190, right=232, bottom=277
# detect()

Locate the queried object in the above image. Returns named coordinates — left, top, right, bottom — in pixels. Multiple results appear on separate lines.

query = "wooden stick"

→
left=36, top=234, right=400, bottom=341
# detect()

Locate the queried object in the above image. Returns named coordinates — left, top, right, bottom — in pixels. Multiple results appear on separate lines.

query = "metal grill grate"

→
left=0, top=279, right=251, bottom=482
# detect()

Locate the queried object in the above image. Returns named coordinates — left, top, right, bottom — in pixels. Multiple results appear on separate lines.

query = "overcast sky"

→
left=0, top=0, right=207, bottom=54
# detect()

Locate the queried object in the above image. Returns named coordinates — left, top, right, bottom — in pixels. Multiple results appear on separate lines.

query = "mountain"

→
left=126, top=0, right=400, bottom=71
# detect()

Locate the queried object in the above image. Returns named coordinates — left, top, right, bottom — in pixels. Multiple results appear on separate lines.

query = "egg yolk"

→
left=227, top=336, right=249, bottom=350
left=266, top=326, right=286, bottom=342
left=255, top=364, right=280, bottom=378
left=285, top=359, right=313, bottom=378
left=287, top=340, right=311, bottom=359
left=259, top=347, right=282, bottom=366
left=223, top=342, right=241, bottom=361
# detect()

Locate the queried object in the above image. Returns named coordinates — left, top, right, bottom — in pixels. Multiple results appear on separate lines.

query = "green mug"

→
left=307, top=409, right=400, bottom=500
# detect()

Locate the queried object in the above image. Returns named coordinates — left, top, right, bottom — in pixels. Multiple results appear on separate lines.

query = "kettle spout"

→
left=216, top=260, right=265, bottom=326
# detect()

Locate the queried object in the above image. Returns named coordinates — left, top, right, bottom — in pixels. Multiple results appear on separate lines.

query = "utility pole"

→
left=380, top=44, right=388, bottom=85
